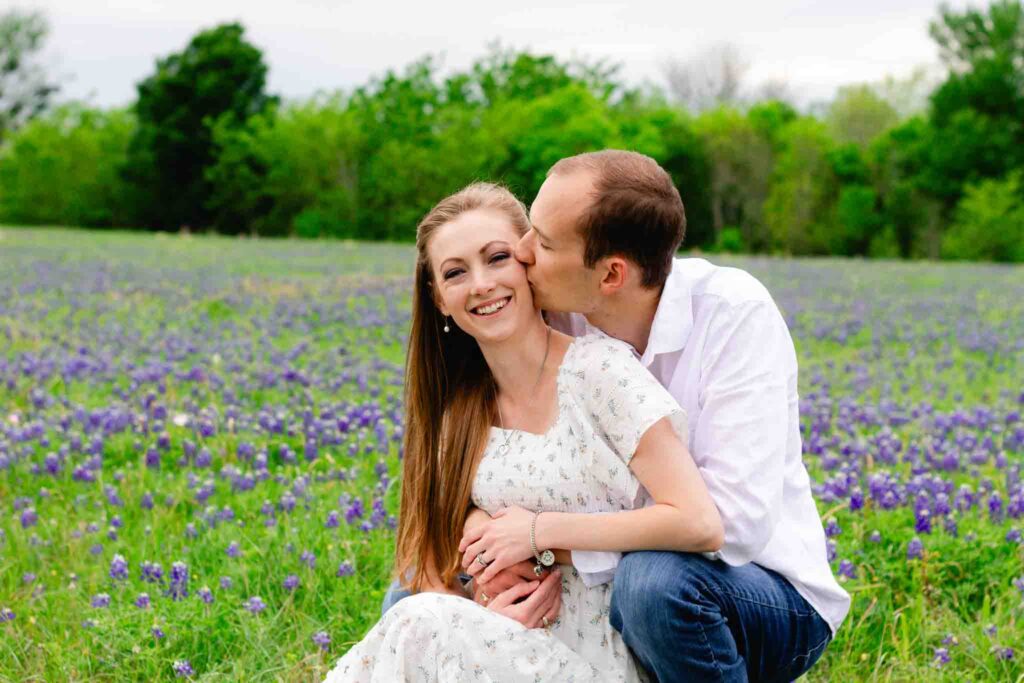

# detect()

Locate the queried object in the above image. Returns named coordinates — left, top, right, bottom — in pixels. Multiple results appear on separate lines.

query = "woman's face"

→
left=427, top=208, right=535, bottom=345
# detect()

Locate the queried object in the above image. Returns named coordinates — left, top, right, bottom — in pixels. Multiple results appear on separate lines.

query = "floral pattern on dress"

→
left=324, top=334, right=687, bottom=682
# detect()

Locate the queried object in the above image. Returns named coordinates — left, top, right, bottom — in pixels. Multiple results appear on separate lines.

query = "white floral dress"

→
left=324, top=334, right=688, bottom=683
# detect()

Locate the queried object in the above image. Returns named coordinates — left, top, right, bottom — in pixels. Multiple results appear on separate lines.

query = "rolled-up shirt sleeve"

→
left=694, top=299, right=791, bottom=566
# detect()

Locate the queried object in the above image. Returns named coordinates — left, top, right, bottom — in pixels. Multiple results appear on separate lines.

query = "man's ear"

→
left=597, top=256, right=629, bottom=295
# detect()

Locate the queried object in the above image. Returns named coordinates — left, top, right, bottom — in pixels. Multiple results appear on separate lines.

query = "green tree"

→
left=206, top=95, right=361, bottom=237
left=826, top=84, right=899, bottom=148
left=0, top=9, right=59, bottom=142
left=941, top=172, right=1024, bottom=262
left=0, top=105, right=134, bottom=226
left=122, top=23, right=275, bottom=231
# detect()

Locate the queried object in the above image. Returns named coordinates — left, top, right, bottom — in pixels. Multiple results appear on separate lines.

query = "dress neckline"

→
left=489, top=336, right=578, bottom=440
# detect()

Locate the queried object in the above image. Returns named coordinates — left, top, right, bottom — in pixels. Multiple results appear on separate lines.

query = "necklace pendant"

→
left=496, top=442, right=510, bottom=456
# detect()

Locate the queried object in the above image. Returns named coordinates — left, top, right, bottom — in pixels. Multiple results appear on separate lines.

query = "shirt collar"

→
left=640, top=258, right=693, bottom=365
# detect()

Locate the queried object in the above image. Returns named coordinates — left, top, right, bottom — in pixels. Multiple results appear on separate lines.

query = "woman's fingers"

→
left=521, top=570, right=561, bottom=626
left=461, top=539, right=487, bottom=570
left=458, top=525, right=485, bottom=553
left=477, top=552, right=515, bottom=584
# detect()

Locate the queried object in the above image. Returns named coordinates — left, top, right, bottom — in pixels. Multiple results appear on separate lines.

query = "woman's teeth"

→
left=473, top=297, right=510, bottom=315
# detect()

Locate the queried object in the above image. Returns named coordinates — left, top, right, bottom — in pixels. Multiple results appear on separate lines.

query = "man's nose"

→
left=515, top=233, right=535, bottom=265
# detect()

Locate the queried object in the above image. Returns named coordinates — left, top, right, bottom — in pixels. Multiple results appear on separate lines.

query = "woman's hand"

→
left=486, top=568, right=562, bottom=629
left=459, top=505, right=536, bottom=584
left=471, top=560, right=549, bottom=606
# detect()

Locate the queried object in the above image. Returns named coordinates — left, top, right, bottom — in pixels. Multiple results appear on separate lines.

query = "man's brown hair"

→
left=548, top=150, right=686, bottom=289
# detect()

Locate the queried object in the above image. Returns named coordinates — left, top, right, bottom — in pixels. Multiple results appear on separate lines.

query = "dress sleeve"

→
left=574, top=335, right=688, bottom=465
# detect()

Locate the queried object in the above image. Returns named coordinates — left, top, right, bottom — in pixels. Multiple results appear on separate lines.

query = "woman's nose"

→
left=470, top=271, right=496, bottom=296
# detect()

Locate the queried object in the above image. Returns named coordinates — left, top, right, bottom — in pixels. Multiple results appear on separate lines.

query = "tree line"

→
left=0, top=1, right=1022, bottom=261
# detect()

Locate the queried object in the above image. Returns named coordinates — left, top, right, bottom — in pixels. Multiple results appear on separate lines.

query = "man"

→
left=386, top=149, right=850, bottom=682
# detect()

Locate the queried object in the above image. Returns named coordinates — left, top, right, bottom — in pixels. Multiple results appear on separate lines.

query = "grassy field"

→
left=1, top=227, right=1022, bottom=682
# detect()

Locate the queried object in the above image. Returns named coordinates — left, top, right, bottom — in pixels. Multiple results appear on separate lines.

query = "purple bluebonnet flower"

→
left=141, top=492, right=154, bottom=510
left=0, top=607, right=15, bottom=623
left=1013, top=575, right=1024, bottom=596
left=312, top=630, right=330, bottom=650
left=1007, top=528, right=1022, bottom=544
left=345, top=499, right=364, bottom=524
left=81, top=618, right=96, bottom=629
left=336, top=561, right=355, bottom=578
left=838, top=560, right=857, bottom=580
left=91, top=593, right=111, bottom=608
left=219, top=576, right=233, bottom=590
left=20, top=507, right=37, bottom=528
left=185, top=523, right=198, bottom=539
left=22, top=572, right=36, bottom=584
left=325, top=510, right=340, bottom=528
left=824, top=519, right=841, bottom=538
left=172, top=660, right=194, bottom=677
left=942, top=634, right=959, bottom=647
left=300, top=550, right=316, bottom=569
left=932, top=647, right=950, bottom=668
left=198, top=586, right=214, bottom=604
left=141, top=561, right=164, bottom=584
left=868, top=530, right=882, bottom=543
left=109, top=554, right=129, bottom=580
left=907, top=537, right=923, bottom=560
left=167, top=561, right=188, bottom=600
left=283, top=574, right=300, bottom=591
left=134, top=593, right=150, bottom=609
left=152, top=626, right=165, bottom=639
left=993, top=646, right=1014, bottom=660
left=195, top=447, right=212, bottom=468
left=244, top=596, right=266, bottom=614
left=226, top=541, right=241, bottom=558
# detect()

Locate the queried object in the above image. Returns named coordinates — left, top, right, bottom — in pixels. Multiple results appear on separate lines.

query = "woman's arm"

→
left=459, top=416, right=724, bottom=583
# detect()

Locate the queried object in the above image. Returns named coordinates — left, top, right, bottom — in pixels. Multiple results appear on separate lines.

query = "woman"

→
left=324, top=183, right=723, bottom=682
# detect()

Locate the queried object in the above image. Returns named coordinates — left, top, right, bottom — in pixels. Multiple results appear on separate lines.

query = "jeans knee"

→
left=612, top=552, right=708, bottom=629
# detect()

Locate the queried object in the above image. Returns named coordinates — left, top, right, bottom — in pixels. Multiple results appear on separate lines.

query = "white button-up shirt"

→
left=549, top=257, right=850, bottom=635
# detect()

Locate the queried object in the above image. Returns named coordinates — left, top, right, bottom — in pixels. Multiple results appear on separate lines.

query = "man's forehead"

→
left=531, top=171, right=595, bottom=231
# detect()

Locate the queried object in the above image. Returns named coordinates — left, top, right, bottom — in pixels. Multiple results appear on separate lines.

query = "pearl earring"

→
left=443, top=317, right=451, bottom=333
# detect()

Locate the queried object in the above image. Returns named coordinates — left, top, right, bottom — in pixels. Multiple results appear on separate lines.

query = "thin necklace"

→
left=495, top=325, right=551, bottom=456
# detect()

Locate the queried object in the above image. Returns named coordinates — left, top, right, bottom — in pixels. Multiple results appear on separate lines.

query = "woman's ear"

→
left=430, top=282, right=450, bottom=318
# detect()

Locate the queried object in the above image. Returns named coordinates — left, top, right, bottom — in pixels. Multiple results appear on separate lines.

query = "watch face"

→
left=540, top=549, right=555, bottom=566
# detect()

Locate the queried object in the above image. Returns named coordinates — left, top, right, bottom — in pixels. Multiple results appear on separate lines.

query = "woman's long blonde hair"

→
left=395, top=182, right=531, bottom=592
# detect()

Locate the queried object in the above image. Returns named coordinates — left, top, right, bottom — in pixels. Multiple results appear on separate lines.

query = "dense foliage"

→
left=0, top=228, right=1021, bottom=681
left=0, top=2, right=1022, bottom=261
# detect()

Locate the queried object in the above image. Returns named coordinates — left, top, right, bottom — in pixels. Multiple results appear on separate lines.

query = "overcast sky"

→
left=30, top=0, right=963, bottom=108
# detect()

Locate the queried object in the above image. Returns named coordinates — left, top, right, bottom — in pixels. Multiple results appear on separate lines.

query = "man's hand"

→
left=486, top=568, right=562, bottom=629
left=470, top=560, right=547, bottom=605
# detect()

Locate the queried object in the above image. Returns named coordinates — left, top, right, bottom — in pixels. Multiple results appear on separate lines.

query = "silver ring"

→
left=475, top=553, right=492, bottom=567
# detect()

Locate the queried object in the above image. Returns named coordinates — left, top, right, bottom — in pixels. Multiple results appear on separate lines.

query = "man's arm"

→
left=693, top=299, right=792, bottom=566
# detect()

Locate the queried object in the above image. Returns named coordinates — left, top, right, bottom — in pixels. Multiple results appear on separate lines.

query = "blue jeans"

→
left=610, top=551, right=832, bottom=683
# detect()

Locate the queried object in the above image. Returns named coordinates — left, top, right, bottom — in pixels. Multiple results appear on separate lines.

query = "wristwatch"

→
left=530, top=511, right=556, bottom=576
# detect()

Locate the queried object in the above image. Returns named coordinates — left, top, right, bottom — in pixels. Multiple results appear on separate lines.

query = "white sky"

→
left=28, top=0, right=963, bottom=108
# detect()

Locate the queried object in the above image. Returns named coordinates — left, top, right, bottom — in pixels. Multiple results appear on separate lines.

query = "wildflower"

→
left=907, top=537, right=923, bottom=560
left=932, top=647, right=950, bottom=668
left=91, top=593, right=111, bottom=608
left=283, top=574, right=300, bottom=591
left=134, top=593, right=151, bottom=609
left=312, top=630, right=331, bottom=650
left=868, top=530, right=882, bottom=543
left=22, top=572, right=36, bottom=584
left=838, top=560, right=857, bottom=580
left=198, top=586, right=214, bottom=604
left=994, top=647, right=1014, bottom=661
left=336, top=561, right=355, bottom=578
left=226, top=541, right=241, bottom=558
left=325, top=510, right=340, bottom=528
left=173, top=659, right=194, bottom=677
left=110, top=554, right=129, bottom=580
left=167, top=561, right=188, bottom=600
left=824, top=519, right=841, bottom=538
left=244, top=596, right=266, bottom=614
left=220, top=576, right=233, bottom=590
left=0, top=607, right=14, bottom=623
left=20, top=507, right=37, bottom=529
left=152, top=626, right=165, bottom=639
left=300, top=550, right=316, bottom=569
left=141, top=561, right=164, bottom=584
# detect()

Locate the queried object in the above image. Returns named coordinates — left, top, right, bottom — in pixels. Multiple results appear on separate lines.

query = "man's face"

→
left=516, top=171, right=603, bottom=314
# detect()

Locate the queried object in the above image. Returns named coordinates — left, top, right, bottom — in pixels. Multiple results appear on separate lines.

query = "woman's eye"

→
left=443, top=268, right=464, bottom=280
left=490, top=252, right=510, bottom=263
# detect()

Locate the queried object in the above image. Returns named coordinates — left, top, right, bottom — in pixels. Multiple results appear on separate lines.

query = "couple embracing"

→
left=325, top=150, right=850, bottom=682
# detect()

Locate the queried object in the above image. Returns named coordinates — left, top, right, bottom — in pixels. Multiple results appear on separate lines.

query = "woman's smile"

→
left=471, top=295, right=512, bottom=317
